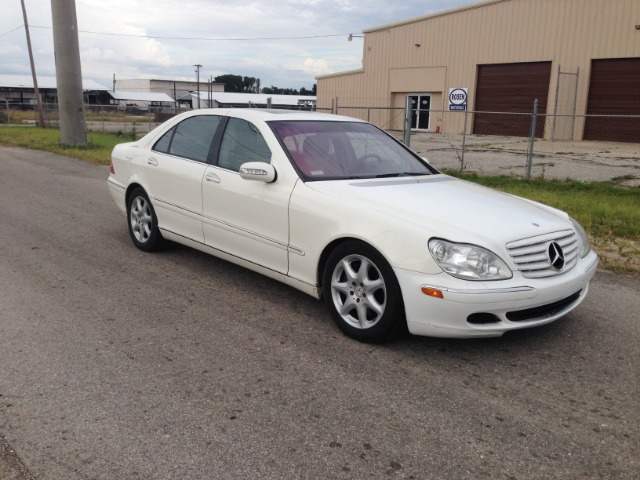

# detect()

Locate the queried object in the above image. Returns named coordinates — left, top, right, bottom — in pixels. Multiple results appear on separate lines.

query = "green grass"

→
left=0, top=126, right=132, bottom=165
left=443, top=171, right=640, bottom=242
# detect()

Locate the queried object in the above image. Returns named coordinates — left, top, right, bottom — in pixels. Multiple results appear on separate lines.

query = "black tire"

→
left=322, top=240, right=406, bottom=343
left=126, top=187, right=164, bottom=252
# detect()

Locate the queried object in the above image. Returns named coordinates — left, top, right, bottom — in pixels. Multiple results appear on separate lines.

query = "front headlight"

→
left=428, top=238, right=512, bottom=281
left=570, top=217, right=591, bottom=258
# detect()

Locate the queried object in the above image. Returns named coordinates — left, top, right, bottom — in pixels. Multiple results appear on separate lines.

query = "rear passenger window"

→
left=218, top=118, right=271, bottom=172
left=153, top=128, right=173, bottom=153
left=153, top=115, right=221, bottom=163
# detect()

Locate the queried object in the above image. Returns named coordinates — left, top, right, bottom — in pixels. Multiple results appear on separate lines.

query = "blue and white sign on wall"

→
left=448, top=88, right=468, bottom=111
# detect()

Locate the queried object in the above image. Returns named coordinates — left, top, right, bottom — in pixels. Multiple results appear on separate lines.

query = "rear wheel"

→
left=323, top=241, right=405, bottom=343
left=127, top=188, right=163, bottom=252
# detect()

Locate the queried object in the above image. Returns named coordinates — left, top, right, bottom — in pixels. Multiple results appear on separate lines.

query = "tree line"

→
left=213, top=74, right=316, bottom=96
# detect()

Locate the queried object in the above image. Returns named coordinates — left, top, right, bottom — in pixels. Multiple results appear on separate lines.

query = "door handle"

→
left=205, top=173, right=221, bottom=183
left=147, top=157, right=158, bottom=166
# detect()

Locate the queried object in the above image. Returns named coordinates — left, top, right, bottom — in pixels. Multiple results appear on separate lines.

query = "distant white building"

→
left=178, top=91, right=316, bottom=109
left=107, top=91, right=175, bottom=111
left=0, top=75, right=316, bottom=112
left=0, top=75, right=179, bottom=110
left=0, top=74, right=110, bottom=105
left=115, top=78, right=224, bottom=104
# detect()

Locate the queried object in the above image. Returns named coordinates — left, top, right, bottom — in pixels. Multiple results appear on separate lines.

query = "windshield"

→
left=269, top=120, right=436, bottom=180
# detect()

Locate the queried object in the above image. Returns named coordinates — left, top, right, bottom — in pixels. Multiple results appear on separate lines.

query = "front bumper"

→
left=395, top=250, right=598, bottom=338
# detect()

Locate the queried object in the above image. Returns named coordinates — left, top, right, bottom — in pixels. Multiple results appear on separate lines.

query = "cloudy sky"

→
left=2, top=0, right=471, bottom=90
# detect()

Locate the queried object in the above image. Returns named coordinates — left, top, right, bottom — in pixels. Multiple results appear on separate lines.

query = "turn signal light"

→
left=421, top=287, right=444, bottom=299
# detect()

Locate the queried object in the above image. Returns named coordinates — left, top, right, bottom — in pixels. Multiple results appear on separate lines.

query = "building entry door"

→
left=408, top=94, right=431, bottom=131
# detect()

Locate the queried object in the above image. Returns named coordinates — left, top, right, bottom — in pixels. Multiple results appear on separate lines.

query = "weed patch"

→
left=0, top=126, right=127, bottom=165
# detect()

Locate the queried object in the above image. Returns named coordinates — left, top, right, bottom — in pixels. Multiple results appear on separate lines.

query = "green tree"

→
left=262, top=85, right=286, bottom=94
left=217, top=77, right=316, bottom=96
left=214, top=74, right=260, bottom=93
left=300, top=85, right=317, bottom=96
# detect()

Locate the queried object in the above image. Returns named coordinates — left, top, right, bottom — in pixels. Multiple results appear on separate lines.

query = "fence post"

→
left=526, top=99, right=539, bottom=180
left=5, top=99, right=10, bottom=124
left=335, top=97, right=339, bottom=115
left=461, top=109, right=468, bottom=172
left=403, top=96, right=411, bottom=147
left=552, top=65, right=561, bottom=142
left=570, top=67, right=580, bottom=141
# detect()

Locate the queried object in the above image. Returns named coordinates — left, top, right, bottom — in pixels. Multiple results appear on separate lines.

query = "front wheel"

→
left=127, top=188, right=163, bottom=252
left=323, top=241, right=406, bottom=343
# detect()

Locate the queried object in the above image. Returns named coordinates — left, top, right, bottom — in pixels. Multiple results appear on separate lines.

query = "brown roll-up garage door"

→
left=473, top=61, right=552, bottom=138
left=584, top=58, right=640, bottom=143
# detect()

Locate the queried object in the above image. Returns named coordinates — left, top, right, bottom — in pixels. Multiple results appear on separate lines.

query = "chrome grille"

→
left=506, top=229, right=578, bottom=278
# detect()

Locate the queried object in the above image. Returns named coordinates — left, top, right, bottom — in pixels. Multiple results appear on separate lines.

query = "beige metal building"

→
left=316, top=0, right=640, bottom=142
left=115, top=78, right=224, bottom=104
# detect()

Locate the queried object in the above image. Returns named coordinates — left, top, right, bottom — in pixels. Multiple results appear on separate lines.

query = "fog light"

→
left=421, top=287, right=444, bottom=299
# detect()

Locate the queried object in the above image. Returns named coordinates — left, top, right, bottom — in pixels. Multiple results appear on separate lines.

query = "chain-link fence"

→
left=2, top=102, right=319, bottom=136
left=318, top=103, right=640, bottom=186
left=3, top=101, right=638, bottom=185
left=1, top=103, right=183, bottom=136
left=410, top=110, right=639, bottom=185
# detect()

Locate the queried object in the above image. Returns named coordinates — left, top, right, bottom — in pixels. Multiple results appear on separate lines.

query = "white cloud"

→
left=1, top=0, right=472, bottom=88
left=300, top=58, right=331, bottom=76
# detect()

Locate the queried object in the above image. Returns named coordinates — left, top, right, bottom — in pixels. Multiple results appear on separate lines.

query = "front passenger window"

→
left=153, top=115, right=221, bottom=163
left=218, top=118, right=271, bottom=172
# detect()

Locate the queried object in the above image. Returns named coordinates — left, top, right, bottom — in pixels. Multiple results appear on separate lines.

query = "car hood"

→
left=305, top=175, right=571, bottom=247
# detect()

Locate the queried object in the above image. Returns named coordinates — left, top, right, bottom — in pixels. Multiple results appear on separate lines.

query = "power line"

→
left=0, top=25, right=24, bottom=37
left=17, top=24, right=352, bottom=41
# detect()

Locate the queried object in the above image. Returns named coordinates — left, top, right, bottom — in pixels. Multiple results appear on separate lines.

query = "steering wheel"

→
left=356, top=153, right=382, bottom=173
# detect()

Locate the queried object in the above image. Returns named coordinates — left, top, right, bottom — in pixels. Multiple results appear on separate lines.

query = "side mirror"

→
left=239, top=162, right=277, bottom=183
left=421, top=156, right=431, bottom=164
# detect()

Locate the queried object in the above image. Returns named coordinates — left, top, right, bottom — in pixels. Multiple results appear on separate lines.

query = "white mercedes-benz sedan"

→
left=107, top=109, right=598, bottom=342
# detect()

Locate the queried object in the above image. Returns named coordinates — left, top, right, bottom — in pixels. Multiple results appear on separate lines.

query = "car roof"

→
left=193, top=108, right=363, bottom=123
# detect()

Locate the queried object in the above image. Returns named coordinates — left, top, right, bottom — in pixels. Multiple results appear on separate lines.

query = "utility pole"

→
left=20, top=0, right=46, bottom=128
left=51, top=0, right=87, bottom=146
left=194, top=64, right=202, bottom=109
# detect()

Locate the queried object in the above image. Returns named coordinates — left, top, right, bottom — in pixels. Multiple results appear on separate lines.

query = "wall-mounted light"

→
left=415, top=43, right=421, bottom=47
left=635, top=24, right=640, bottom=29
left=348, top=34, right=364, bottom=41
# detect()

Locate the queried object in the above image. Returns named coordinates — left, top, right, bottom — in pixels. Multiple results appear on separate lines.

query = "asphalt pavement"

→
left=0, top=147, right=638, bottom=479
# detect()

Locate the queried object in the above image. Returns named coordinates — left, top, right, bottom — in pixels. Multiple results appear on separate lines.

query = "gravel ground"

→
left=403, top=132, right=640, bottom=185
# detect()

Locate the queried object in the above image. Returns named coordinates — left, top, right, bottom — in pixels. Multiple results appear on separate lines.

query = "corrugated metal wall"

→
left=317, top=0, right=640, bottom=139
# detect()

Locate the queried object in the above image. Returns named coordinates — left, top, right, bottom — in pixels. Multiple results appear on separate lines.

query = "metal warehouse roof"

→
left=185, top=91, right=315, bottom=106
left=0, top=74, right=110, bottom=91
left=363, top=0, right=502, bottom=33
left=109, top=91, right=175, bottom=102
